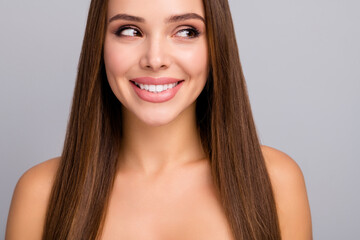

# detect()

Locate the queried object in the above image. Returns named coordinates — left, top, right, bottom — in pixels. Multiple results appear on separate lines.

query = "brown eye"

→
left=115, top=26, right=142, bottom=37
left=175, top=28, right=200, bottom=39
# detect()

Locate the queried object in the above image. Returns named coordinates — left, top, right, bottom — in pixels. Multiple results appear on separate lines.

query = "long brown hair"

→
left=43, top=0, right=281, bottom=239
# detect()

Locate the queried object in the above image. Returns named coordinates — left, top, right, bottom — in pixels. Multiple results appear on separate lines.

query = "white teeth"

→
left=135, top=82, right=179, bottom=93
left=156, top=85, right=163, bottom=92
left=149, top=85, right=156, bottom=92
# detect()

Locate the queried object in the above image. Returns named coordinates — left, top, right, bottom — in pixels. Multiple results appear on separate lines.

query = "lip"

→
left=130, top=77, right=181, bottom=85
left=129, top=77, right=184, bottom=103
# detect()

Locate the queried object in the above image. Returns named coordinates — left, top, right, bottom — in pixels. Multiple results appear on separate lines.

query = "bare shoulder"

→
left=6, top=157, right=61, bottom=240
left=261, top=145, right=303, bottom=182
left=261, top=145, right=313, bottom=240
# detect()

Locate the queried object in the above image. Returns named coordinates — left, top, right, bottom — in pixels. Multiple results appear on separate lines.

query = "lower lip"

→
left=130, top=81, right=184, bottom=103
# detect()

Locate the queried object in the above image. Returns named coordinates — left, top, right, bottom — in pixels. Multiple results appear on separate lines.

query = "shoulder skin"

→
left=5, top=148, right=312, bottom=240
left=5, top=157, right=61, bottom=240
left=261, top=145, right=313, bottom=240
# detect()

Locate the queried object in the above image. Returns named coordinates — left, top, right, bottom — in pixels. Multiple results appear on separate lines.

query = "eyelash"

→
left=114, top=26, right=142, bottom=37
left=114, top=25, right=201, bottom=39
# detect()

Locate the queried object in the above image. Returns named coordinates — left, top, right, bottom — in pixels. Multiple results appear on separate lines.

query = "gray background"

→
left=1, top=0, right=359, bottom=239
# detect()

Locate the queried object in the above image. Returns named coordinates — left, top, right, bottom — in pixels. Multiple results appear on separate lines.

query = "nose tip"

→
left=145, top=63, right=167, bottom=70
left=140, top=38, right=170, bottom=71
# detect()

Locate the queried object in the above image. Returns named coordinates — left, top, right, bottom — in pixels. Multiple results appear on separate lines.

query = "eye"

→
left=115, top=26, right=142, bottom=37
left=174, top=27, right=200, bottom=39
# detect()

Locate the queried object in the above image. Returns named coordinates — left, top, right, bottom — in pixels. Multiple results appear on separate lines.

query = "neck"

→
left=118, top=103, right=206, bottom=176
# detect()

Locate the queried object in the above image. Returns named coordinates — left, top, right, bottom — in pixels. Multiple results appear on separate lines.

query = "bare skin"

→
left=6, top=0, right=312, bottom=238
left=6, top=146, right=312, bottom=240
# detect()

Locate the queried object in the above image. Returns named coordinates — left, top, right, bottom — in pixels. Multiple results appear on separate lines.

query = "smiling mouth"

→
left=131, top=80, right=184, bottom=93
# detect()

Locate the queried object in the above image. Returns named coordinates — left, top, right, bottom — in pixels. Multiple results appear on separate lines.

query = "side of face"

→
left=103, top=0, right=208, bottom=126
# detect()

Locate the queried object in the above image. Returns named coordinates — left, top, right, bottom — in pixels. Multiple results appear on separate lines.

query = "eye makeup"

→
left=113, top=25, right=202, bottom=40
left=174, top=27, right=201, bottom=39
left=114, top=25, right=143, bottom=37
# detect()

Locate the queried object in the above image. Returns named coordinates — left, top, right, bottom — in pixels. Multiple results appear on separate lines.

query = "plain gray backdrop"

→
left=1, top=0, right=359, bottom=239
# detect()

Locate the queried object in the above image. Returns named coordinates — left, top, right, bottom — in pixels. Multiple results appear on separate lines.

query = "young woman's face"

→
left=104, top=0, right=208, bottom=126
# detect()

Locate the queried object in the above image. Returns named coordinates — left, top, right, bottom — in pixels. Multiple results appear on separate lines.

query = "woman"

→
left=6, top=0, right=312, bottom=239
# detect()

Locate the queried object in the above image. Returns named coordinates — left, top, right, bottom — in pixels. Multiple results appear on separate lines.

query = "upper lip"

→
left=130, top=77, right=182, bottom=85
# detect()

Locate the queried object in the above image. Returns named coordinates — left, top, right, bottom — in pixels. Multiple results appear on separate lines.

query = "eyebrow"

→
left=109, top=14, right=145, bottom=23
left=166, top=13, right=205, bottom=24
left=108, top=13, right=205, bottom=24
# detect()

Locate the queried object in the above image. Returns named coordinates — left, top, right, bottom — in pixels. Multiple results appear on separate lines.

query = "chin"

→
left=139, top=109, right=180, bottom=127
left=141, top=118, right=173, bottom=127
left=123, top=104, right=180, bottom=127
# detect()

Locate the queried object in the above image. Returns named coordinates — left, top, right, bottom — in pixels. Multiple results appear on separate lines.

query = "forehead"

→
left=107, top=0, right=205, bottom=19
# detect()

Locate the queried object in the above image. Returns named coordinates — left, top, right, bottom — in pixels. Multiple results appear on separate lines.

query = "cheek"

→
left=175, top=41, right=208, bottom=81
left=103, top=39, right=138, bottom=79
left=103, top=39, right=140, bottom=106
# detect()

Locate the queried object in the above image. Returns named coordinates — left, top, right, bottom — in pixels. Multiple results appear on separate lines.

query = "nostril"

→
left=145, top=64, right=167, bottom=70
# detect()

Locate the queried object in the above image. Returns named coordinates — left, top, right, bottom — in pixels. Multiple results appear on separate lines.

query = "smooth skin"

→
left=6, top=0, right=312, bottom=239
left=6, top=147, right=312, bottom=239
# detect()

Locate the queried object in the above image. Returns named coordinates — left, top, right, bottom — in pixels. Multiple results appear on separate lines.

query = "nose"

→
left=139, top=36, right=171, bottom=71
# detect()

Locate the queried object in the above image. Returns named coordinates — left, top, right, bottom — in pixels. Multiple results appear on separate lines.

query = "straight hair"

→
left=43, top=0, right=281, bottom=239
